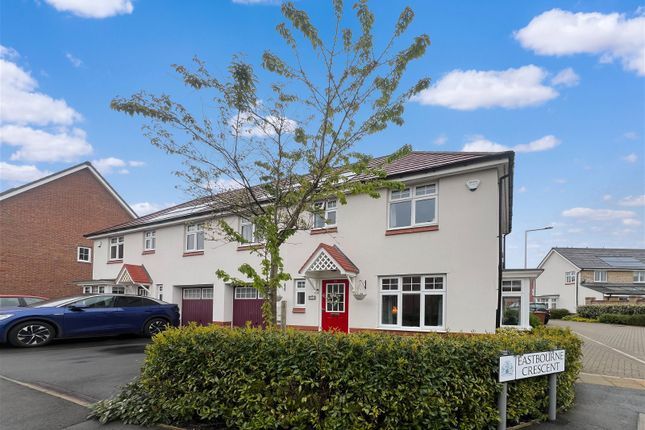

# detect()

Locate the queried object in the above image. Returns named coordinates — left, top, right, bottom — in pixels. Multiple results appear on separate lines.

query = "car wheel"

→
left=9, top=321, right=55, bottom=347
left=143, top=318, right=169, bottom=337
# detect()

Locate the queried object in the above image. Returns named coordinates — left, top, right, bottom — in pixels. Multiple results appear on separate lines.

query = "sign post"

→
left=497, top=350, right=566, bottom=430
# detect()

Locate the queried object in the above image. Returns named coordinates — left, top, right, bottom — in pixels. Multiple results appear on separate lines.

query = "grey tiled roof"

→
left=554, top=247, right=645, bottom=270
left=86, top=151, right=513, bottom=237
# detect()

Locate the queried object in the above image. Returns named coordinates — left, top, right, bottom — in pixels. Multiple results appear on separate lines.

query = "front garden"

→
left=92, top=325, right=581, bottom=429
left=560, top=304, right=645, bottom=326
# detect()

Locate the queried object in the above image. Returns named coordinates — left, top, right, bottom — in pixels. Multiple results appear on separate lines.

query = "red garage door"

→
left=232, top=286, right=264, bottom=328
left=181, top=287, right=213, bottom=326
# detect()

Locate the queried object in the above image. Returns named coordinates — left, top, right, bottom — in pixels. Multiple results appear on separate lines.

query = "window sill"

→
left=310, top=226, right=338, bottom=235
left=107, top=259, right=123, bottom=264
left=142, top=250, right=156, bottom=255
left=385, top=225, right=438, bottom=236
left=237, top=244, right=264, bottom=251
left=292, top=307, right=306, bottom=313
left=77, top=260, right=92, bottom=264
left=183, top=251, right=204, bottom=257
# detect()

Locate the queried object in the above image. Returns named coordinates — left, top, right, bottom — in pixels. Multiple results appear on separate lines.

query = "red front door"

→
left=321, top=280, right=349, bottom=333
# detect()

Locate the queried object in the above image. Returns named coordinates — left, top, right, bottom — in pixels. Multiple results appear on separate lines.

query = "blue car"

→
left=0, top=294, right=180, bottom=347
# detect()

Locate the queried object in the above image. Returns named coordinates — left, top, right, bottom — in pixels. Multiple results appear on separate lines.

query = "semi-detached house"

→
left=83, top=151, right=536, bottom=333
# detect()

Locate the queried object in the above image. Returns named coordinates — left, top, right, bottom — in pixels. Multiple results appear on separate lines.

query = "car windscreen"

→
left=28, top=296, right=84, bottom=308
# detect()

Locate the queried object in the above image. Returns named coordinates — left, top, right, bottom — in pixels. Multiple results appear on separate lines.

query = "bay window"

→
left=185, top=223, right=204, bottom=251
left=388, top=184, right=437, bottom=229
left=109, top=236, right=124, bottom=260
left=313, top=200, right=337, bottom=229
left=379, top=274, right=445, bottom=329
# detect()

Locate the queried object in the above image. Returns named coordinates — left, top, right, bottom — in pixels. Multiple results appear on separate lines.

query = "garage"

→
left=181, top=286, right=213, bottom=326
left=232, top=286, right=264, bottom=327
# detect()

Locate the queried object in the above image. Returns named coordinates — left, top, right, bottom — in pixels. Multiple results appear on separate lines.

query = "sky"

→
left=1, top=0, right=644, bottom=267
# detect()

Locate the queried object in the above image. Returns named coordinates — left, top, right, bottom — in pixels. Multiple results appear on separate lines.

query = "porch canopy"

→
left=77, top=264, right=152, bottom=295
left=299, top=243, right=365, bottom=298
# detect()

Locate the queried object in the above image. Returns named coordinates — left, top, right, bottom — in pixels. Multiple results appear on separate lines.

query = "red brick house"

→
left=0, top=162, right=136, bottom=298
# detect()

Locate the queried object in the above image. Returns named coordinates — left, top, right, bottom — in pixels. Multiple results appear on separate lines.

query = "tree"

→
left=111, top=0, right=430, bottom=325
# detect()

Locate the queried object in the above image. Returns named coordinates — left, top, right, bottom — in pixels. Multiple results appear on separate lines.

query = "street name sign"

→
left=499, top=349, right=565, bottom=382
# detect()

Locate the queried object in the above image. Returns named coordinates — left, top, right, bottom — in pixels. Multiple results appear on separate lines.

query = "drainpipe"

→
left=496, top=173, right=510, bottom=329
left=575, top=271, right=580, bottom=310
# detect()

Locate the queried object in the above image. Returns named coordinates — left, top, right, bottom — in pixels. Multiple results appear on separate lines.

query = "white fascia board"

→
left=538, top=249, right=581, bottom=271
left=86, top=213, right=215, bottom=239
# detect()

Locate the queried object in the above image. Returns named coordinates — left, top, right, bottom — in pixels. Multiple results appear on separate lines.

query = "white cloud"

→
left=0, top=162, right=51, bottom=183
left=518, top=186, right=527, bottom=193
left=554, top=178, right=567, bottom=184
left=433, top=134, right=447, bottom=145
left=551, top=68, right=580, bottom=87
left=623, top=131, right=639, bottom=140
left=602, top=194, right=613, bottom=201
left=0, top=125, right=92, bottom=162
left=515, top=9, right=645, bottom=76
left=65, top=52, right=83, bottom=68
left=230, top=113, right=297, bottom=138
left=562, top=207, right=636, bottom=221
left=462, top=134, right=560, bottom=153
left=623, top=153, right=638, bottom=163
left=44, top=0, right=133, bottom=18
left=130, top=202, right=176, bottom=216
left=231, top=0, right=280, bottom=4
left=413, top=65, right=559, bottom=110
left=0, top=45, right=18, bottom=60
left=92, top=157, right=145, bottom=175
left=623, top=218, right=642, bottom=226
left=0, top=53, right=82, bottom=126
left=619, top=195, right=645, bottom=207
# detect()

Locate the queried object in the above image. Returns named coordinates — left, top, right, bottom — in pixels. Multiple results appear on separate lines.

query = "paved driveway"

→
left=549, top=320, right=645, bottom=381
left=0, top=336, right=151, bottom=430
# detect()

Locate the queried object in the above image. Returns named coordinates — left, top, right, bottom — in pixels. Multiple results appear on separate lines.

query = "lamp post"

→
left=524, top=226, right=553, bottom=268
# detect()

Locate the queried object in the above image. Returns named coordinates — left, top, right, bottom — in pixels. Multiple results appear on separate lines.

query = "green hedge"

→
left=549, top=309, right=570, bottom=320
left=562, top=315, right=598, bottom=323
left=92, top=326, right=582, bottom=430
left=598, top=313, right=645, bottom=326
left=577, top=304, right=645, bottom=319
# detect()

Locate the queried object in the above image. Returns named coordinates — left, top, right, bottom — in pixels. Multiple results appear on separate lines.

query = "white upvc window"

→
left=634, top=271, right=645, bottom=283
left=235, top=286, right=259, bottom=299
left=240, top=218, right=257, bottom=243
left=144, top=230, right=156, bottom=251
left=294, top=279, right=306, bottom=306
left=388, top=184, right=437, bottom=229
left=83, top=285, right=105, bottom=294
left=156, top=284, right=163, bottom=301
left=594, top=270, right=607, bottom=282
left=77, top=246, right=91, bottom=263
left=183, top=288, right=202, bottom=300
left=502, top=280, right=522, bottom=292
left=313, top=200, right=337, bottom=229
left=565, top=271, right=576, bottom=284
left=379, top=274, right=445, bottom=330
left=109, top=236, right=124, bottom=260
left=185, top=223, right=204, bottom=251
left=112, top=286, right=125, bottom=294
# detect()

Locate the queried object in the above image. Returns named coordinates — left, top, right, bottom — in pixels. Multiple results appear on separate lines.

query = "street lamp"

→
left=524, top=226, right=554, bottom=268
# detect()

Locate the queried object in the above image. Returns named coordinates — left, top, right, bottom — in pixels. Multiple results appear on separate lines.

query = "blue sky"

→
left=1, top=0, right=643, bottom=267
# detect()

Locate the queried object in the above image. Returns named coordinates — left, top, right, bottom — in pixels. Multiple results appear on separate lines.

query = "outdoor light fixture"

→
left=352, top=279, right=367, bottom=300
left=466, top=179, right=481, bottom=191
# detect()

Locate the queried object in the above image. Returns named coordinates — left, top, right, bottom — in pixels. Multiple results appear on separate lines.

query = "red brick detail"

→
left=287, top=325, right=319, bottom=331
left=142, top=250, right=155, bottom=255
left=385, top=225, right=439, bottom=236
left=237, top=244, right=264, bottom=251
left=107, top=259, right=123, bottom=264
left=292, top=307, right=306, bottom=313
left=0, top=168, right=134, bottom=298
left=310, top=227, right=338, bottom=235
left=183, top=251, right=204, bottom=257
left=122, top=264, right=152, bottom=284
left=299, top=243, right=359, bottom=274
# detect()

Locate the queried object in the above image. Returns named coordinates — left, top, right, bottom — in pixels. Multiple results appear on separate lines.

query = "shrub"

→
left=577, top=304, right=645, bottom=319
left=562, top=315, right=598, bottom=323
left=549, top=309, right=570, bottom=320
left=91, top=326, right=582, bottom=430
left=529, top=313, right=542, bottom=328
left=598, top=314, right=645, bottom=326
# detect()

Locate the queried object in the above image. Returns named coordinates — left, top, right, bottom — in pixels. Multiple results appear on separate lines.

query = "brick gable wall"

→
left=0, top=169, right=134, bottom=298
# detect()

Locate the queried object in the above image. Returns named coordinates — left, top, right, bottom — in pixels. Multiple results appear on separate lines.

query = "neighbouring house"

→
left=83, top=151, right=536, bottom=333
left=535, top=247, right=645, bottom=312
left=0, top=162, right=136, bottom=298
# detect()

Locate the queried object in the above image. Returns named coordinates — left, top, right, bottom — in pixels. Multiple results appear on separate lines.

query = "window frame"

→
left=185, top=223, right=205, bottom=252
left=387, top=183, right=438, bottom=230
left=594, top=270, right=607, bottom=283
left=565, top=271, right=576, bottom=284
left=312, top=199, right=337, bottom=230
left=77, top=246, right=92, bottom=263
left=234, top=286, right=259, bottom=300
left=108, top=236, right=124, bottom=261
left=294, top=279, right=306, bottom=306
left=111, top=286, right=125, bottom=295
left=378, top=274, right=446, bottom=331
left=144, top=230, right=156, bottom=251
left=634, top=271, right=645, bottom=283
left=82, top=285, right=105, bottom=294
left=240, top=218, right=258, bottom=244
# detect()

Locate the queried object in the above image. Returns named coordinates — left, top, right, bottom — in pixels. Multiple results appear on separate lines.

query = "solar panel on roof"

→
left=599, top=256, right=645, bottom=268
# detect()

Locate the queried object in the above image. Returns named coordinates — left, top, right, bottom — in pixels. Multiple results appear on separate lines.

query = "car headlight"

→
left=0, top=314, right=14, bottom=321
